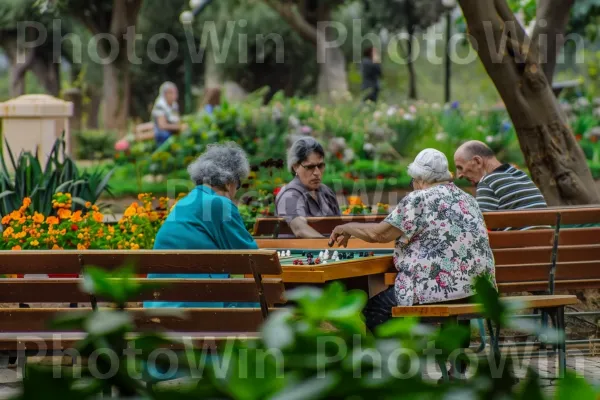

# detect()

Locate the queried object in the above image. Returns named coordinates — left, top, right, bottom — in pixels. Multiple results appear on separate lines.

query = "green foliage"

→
left=74, top=130, right=116, bottom=160
left=0, top=136, right=114, bottom=217
left=14, top=266, right=597, bottom=399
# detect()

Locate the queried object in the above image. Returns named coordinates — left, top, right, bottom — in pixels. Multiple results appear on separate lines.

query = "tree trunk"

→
left=263, top=0, right=348, bottom=101
left=459, top=0, right=600, bottom=206
left=86, top=86, right=102, bottom=129
left=315, top=6, right=349, bottom=101
left=1, top=35, right=32, bottom=97
left=407, top=34, right=417, bottom=100
left=102, top=60, right=130, bottom=135
left=99, top=0, right=142, bottom=135
left=30, top=58, right=60, bottom=96
left=531, top=0, right=575, bottom=85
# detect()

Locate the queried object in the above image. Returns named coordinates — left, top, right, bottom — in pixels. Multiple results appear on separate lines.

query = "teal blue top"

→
left=144, top=185, right=258, bottom=308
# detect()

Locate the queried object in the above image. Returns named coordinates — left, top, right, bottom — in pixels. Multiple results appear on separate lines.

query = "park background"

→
left=0, top=0, right=600, bottom=242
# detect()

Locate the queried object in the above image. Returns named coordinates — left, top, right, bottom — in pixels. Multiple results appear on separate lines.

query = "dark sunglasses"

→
left=301, top=162, right=326, bottom=172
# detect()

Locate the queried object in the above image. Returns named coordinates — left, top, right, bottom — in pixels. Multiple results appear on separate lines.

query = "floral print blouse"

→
left=384, top=183, right=496, bottom=306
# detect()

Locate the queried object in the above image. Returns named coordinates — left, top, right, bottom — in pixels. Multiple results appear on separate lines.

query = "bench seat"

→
left=392, top=295, right=578, bottom=318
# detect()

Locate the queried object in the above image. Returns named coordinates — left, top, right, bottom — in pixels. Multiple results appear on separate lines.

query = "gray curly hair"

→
left=187, top=142, right=250, bottom=188
left=287, top=137, right=325, bottom=176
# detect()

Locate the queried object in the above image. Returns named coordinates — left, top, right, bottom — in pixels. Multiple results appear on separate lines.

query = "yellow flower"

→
left=11, top=245, right=21, bottom=251
left=3, top=227, right=14, bottom=238
left=77, top=233, right=84, bottom=240
left=124, top=206, right=137, bottom=217
left=30, top=240, right=39, bottom=247
left=32, top=212, right=45, bottom=224
left=106, top=235, right=112, bottom=241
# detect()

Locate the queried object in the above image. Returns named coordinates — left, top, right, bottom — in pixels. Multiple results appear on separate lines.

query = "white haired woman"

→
left=329, top=148, right=496, bottom=333
left=275, top=137, right=341, bottom=238
left=151, top=81, right=187, bottom=145
left=145, top=142, right=257, bottom=308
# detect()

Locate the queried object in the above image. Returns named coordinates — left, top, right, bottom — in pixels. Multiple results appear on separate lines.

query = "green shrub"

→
left=74, top=130, right=117, bottom=160
left=0, top=136, right=114, bottom=217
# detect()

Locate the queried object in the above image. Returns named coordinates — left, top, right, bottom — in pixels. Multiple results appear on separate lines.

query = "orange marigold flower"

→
left=57, top=209, right=72, bottom=219
left=124, top=206, right=137, bottom=217
left=11, top=245, right=21, bottom=251
left=32, top=212, right=45, bottom=224
left=3, top=227, right=14, bottom=238
left=92, top=212, right=103, bottom=223
left=70, top=210, right=83, bottom=223
left=1, top=215, right=11, bottom=225
left=77, top=243, right=87, bottom=250
left=85, top=201, right=92, bottom=208
left=52, top=244, right=62, bottom=250
left=22, top=197, right=32, bottom=209
left=46, top=216, right=59, bottom=225
left=10, top=210, right=22, bottom=221
left=347, top=196, right=364, bottom=206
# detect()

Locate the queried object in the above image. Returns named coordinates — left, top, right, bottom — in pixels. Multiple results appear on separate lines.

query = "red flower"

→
left=273, top=187, right=282, bottom=196
left=377, top=175, right=384, bottom=180
left=71, top=224, right=78, bottom=231
left=575, top=134, right=583, bottom=142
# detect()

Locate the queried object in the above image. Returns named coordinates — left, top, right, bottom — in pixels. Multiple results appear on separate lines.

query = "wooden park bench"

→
left=0, top=250, right=285, bottom=371
left=386, top=206, right=600, bottom=378
left=134, top=122, right=155, bottom=142
left=253, top=215, right=388, bottom=238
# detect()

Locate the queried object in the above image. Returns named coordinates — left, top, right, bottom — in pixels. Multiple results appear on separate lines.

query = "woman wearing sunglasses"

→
left=275, top=137, right=341, bottom=238
left=145, top=142, right=257, bottom=308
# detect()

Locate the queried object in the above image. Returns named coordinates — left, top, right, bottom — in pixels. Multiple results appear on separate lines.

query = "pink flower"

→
left=115, top=139, right=130, bottom=152
left=435, top=271, right=451, bottom=288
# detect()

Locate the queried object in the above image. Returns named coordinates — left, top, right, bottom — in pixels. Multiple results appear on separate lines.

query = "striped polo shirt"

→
left=476, top=164, right=547, bottom=230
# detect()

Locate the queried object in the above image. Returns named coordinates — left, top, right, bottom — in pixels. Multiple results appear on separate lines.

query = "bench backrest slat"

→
left=496, top=261, right=600, bottom=283
left=0, top=279, right=286, bottom=305
left=0, top=309, right=269, bottom=333
left=493, top=244, right=600, bottom=266
left=254, top=215, right=387, bottom=236
left=484, top=207, right=600, bottom=230
left=254, top=207, right=600, bottom=236
left=0, top=250, right=282, bottom=275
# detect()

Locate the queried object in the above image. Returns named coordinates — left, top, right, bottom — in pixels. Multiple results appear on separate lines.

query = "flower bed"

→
left=2, top=192, right=389, bottom=249
left=1, top=193, right=177, bottom=250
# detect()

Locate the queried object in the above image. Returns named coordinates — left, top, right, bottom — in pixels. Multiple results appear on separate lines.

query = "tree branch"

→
left=263, top=0, right=318, bottom=45
left=531, top=0, right=575, bottom=85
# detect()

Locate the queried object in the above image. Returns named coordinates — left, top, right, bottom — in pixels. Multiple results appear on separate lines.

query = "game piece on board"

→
left=323, top=260, right=327, bottom=264
left=319, top=251, right=324, bottom=258
left=286, top=250, right=291, bottom=257
left=370, top=252, right=375, bottom=256
left=315, top=258, right=321, bottom=264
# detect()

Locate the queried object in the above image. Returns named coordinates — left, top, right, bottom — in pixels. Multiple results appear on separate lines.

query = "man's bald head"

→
left=455, top=140, right=496, bottom=161
left=454, top=140, right=500, bottom=185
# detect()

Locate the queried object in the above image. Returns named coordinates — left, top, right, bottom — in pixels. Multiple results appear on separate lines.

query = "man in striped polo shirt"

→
left=454, top=141, right=547, bottom=229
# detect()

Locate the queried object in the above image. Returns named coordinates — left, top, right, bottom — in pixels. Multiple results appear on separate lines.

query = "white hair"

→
left=159, top=81, right=177, bottom=97
left=407, top=148, right=452, bottom=183
left=187, top=142, right=250, bottom=188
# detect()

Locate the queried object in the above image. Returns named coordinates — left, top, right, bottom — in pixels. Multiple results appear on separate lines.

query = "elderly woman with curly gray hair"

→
left=145, top=142, right=257, bottom=308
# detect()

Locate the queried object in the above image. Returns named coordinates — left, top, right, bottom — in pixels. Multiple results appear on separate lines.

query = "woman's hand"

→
left=330, top=225, right=351, bottom=248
